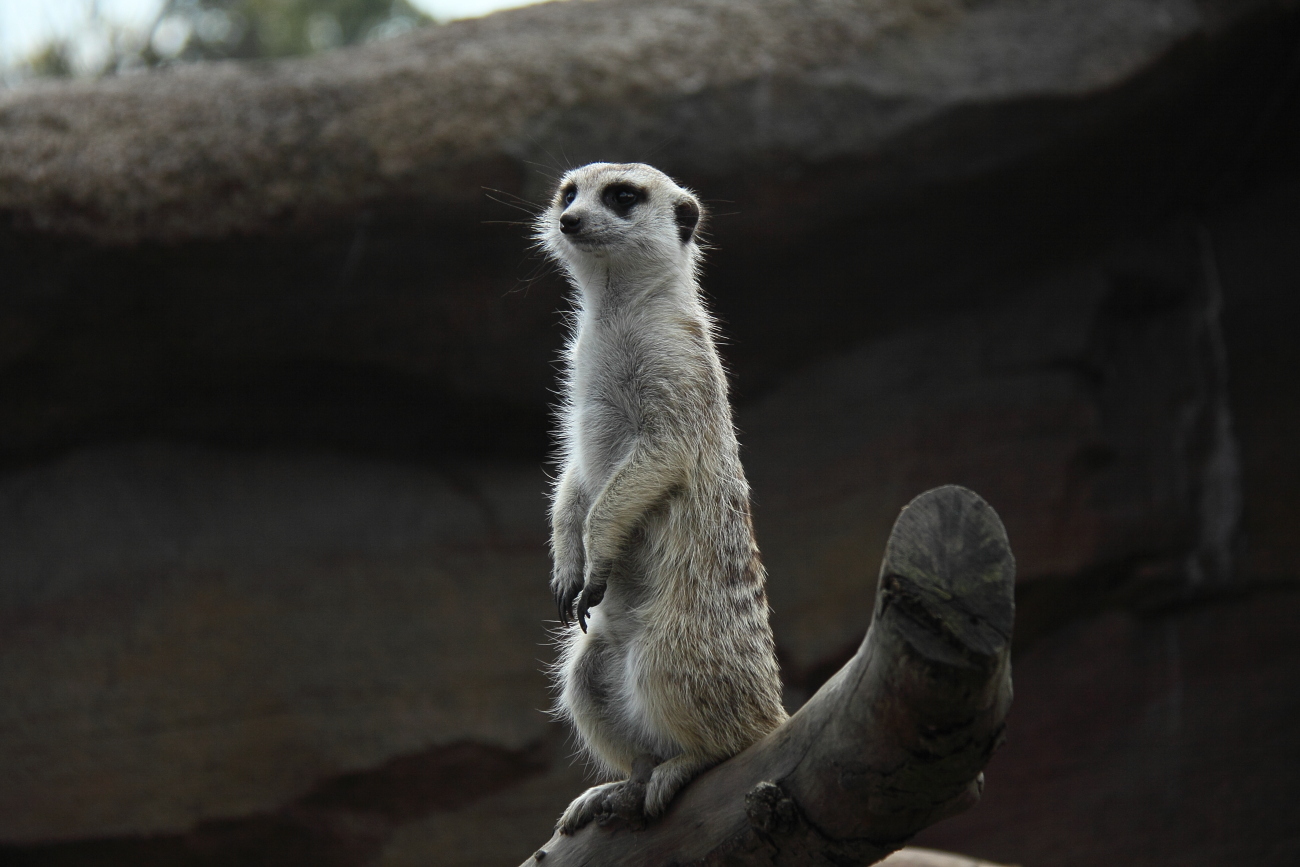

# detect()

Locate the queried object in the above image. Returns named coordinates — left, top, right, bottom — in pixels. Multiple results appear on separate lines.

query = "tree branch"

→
left=521, top=484, right=1015, bottom=866
left=878, top=850, right=1013, bottom=867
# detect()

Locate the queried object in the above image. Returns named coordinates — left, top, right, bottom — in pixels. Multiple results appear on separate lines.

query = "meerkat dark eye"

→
left=561, top=185, right=577, bottom=207
left=602, top=184, right=642, bottom=215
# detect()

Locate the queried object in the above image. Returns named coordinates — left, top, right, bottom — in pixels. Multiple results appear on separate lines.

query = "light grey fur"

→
left=536, top=163, right=787, bottom=834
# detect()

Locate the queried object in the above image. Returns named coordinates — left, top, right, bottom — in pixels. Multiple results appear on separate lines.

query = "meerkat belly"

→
left=608, top=509, right=717, bottom=749
left=562, top=613, right=683, bottom=768
left=561, top=510, right=696, bottom=767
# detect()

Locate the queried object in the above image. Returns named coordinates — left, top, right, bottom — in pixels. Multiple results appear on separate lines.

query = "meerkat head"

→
left=537, top=162, right=704, bottom=280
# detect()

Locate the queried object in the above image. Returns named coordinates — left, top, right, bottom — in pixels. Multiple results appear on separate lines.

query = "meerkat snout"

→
left=559, top=213, right=582, bottom=234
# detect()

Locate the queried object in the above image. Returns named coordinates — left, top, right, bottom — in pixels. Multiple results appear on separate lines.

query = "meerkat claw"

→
left=575, top=582, right=606, bottom=633
left=555, top=582, right=580, bottom=626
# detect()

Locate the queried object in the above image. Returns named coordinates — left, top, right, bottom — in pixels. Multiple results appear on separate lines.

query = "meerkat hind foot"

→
left=556, top=755, right=656, bottom=834
left=555, top=778, right=648, bottom=834
left=644, top=753, right=717, bottom=818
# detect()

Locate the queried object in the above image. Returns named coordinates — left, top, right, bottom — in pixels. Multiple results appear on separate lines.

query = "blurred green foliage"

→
left=25, top=43, right=77, bottom=78
left=18, top=0, right=432, bottom=80
left=158, top=0, right=431, bottom=62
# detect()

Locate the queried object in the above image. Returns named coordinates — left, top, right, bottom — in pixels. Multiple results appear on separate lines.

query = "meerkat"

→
left=536, top=163, right=788, bottom=834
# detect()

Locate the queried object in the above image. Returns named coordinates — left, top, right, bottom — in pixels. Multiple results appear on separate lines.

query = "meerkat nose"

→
left=559, top=213, right=582, bottom=234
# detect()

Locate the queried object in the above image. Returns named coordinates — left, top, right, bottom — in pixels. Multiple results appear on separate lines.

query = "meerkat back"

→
left=536, top=163, right=786, bottom=835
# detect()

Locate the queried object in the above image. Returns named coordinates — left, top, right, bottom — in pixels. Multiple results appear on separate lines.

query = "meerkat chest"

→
left=568, top=325, right=652, bottom=477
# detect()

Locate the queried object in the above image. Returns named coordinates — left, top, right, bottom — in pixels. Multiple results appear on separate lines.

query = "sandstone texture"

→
left=0, top=0, right=1270, bottom=244
left=0, top=446, right=554, bottom=843
left=2, top=0, right=1299, bottom=864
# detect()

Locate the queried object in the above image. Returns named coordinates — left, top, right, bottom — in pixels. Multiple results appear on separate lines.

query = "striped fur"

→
left=536, top=163, right=787, bottom=834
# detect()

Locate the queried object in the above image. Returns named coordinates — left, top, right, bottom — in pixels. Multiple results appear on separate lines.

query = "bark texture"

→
left=520, top=485, right=1014, bottom=866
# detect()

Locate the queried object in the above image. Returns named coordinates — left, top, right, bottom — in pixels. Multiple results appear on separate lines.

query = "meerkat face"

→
left=538, top=163, right=703, bottom=270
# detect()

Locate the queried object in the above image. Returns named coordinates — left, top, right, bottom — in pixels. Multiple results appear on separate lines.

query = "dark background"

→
left=1, top=1, right=1298, bottom=864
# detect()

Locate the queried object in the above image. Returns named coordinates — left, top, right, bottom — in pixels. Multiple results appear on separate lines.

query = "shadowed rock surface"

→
left=0, top=0, right=1273, bottom=244
left=2, top=0, right=1299, bottom=864
left=912, top=585, right=1300, bottom=867
left=1, top=0, right=1292, bottom=463
left=0, top=446, right=555, bottom=842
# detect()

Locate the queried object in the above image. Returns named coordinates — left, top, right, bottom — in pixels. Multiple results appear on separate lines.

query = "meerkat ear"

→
left=674, top=199, right=701, bottom=244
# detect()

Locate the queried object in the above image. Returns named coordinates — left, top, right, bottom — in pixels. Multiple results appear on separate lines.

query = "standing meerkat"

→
left=537, top=163, right=787, bottom=834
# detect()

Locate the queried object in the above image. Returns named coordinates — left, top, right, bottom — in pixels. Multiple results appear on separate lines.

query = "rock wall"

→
left=2, top=1, right=1299, bottom=865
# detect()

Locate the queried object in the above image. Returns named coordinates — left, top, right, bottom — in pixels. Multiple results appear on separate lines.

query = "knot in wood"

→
left=745, top=780, right=799, bottom=834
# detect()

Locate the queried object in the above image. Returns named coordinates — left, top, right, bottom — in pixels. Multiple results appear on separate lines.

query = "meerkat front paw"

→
left=574, top=581, right=606, bottom=633
left=551, top=571, right=583, bottom=626
left=573, top=556, right=614, bottom=631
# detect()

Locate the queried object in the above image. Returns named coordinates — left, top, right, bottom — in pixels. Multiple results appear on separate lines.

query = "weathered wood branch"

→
left=521, top=484, right=1015, bottom=866
left=876, top=849, right=1011, bottom=867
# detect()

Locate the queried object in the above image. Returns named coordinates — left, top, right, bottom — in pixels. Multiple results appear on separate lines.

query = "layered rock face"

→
left=2, top=1, right=1299, bottom=865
